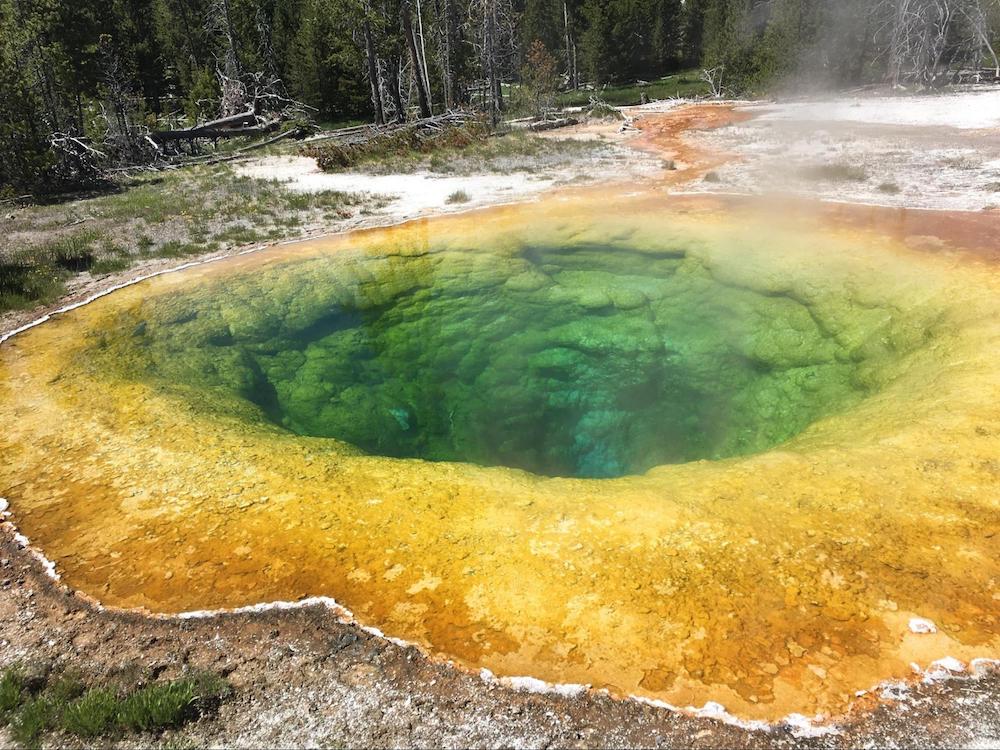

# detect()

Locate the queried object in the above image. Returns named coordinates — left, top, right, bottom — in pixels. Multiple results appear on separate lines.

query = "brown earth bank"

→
left=2, top=101, right=999, bottom=748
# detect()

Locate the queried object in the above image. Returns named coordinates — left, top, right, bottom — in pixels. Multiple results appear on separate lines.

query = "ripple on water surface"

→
left=1, top=194, right=998, bottom=720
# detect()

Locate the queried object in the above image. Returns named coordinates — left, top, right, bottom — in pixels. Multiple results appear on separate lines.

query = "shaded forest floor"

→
left=2, top=92, right=1000, bottom=748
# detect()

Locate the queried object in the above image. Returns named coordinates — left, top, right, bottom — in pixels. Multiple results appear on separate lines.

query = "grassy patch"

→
left=446, top=190, right=471, bottom=204
left=10, top=696, right=57, bottom=748
left=306, top=124, right=606, bottom=177
left=0, top=252, right=67, bottom=311
left=0, top=663, right=230, bottom=747
left=0, top=668, right=25, bottom=718
left=878, top=181, right=901, bottom=194
left=1, top=165, right=375, bottom=313
left=555, top=71, right=710, bottom=108
left=798, top=163, right=868, bottom=182
left=304, top=121, right=490, bottom=172
left=61, top=688, right=119, bottom=737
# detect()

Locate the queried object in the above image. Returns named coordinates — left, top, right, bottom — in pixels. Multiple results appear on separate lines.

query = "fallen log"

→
left=150, top=111, right=275, bottom=143
left=304, top=111, right=479, bottom=148
left=200, top=109, right=257, bottom=130
left=527, top=117, right=579, bottom=132
left=151, top=123, right=280, bottom=143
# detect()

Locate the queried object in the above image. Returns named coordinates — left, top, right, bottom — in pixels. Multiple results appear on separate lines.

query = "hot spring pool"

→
left=111, top=236, right=904, bottom=478
left=1, top=194, right=998, bottom=720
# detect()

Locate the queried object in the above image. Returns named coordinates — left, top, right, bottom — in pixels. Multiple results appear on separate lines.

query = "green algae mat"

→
left=1, top=193, right=998, bottom=722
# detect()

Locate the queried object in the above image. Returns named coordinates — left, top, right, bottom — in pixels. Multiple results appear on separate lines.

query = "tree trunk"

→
left=563, top=1, right=577, bottom=89
left=486, top=0, right=504, bottom=119
left=386, top=57, right=406, bottom=122
left=362, top=5, right=386, bottom=125
left=402, top=3, right=432, bottom=118
left=220, top=0, right=242, bottom=75
left=415, top=0, right=433, bottom=110
left=440, top=0, right=455, bottom=109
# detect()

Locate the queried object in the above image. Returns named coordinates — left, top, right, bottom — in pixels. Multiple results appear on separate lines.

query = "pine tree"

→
left=520, top=0, right=563, bottom=61
left=649, top=0, right=682, bottom=71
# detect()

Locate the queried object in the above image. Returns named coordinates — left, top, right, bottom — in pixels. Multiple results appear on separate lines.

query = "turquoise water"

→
left=99, top=237, right=892, bottom=478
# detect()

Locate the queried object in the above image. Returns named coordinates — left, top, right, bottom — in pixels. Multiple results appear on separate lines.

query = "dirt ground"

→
left=2, top=94, right=999, bottom=749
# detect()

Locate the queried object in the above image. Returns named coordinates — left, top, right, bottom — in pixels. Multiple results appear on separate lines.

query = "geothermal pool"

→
left=1, top=194, right=998, bottom=721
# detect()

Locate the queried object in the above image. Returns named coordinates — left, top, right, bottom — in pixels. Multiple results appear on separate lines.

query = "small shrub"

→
left=0, top=253, right=66, bottom=311
left=446, top=190, right=471, bottom=204
left=878, top=181, right=901, bottom=195
left=521, top=40, right=560, bottom=115
left=0, top=667, right=25, bottom=718
left=45, top=231, right=101, bottom=272
left=61, top=688, right=119, bottom=737
left=118, top=674, right=229, bottom=733
left=10, top=697, right=56, bottom=748
left=703, top=171, right=721, bottom=183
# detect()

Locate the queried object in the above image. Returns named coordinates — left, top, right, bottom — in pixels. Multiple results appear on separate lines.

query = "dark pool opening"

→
left=192, top=245, right=877, bottom=478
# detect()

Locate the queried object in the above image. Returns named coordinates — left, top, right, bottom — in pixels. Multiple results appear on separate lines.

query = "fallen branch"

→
left=527, top=117, right=578, bottom=132
left=151, top=117, right=279, bottom=143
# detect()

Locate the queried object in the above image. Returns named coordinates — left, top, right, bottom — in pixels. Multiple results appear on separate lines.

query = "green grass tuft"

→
left=10, top=697, right=56, bottom=748
left=0, top=667, right=26, bottom=718
left=446, top=190, right=471, bottom=204
left=118, top=674, right=229, bottom=733
left=61, top=688, right=119, bottom=737
left=0, top=668, right=230, bottom=746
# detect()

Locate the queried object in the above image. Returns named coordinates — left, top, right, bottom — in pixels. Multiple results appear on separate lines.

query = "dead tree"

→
left=362, top=0, right=387, bottom=125
left=207, top=0, right=248, bottom=115
left=564, top=1, right=578, bottom=90
left=97, top=35, right=146, bottom=163
left=382, top=57, right=407, bottom=122
left=402, top=2, right=433, bottom=117
left=433, top=0, right=459, bottom=110
left=415, top=0, right=434, bottom=107
left=467, top=0, right=516, bottom=123
left=700, top=66, right=726, bottom=97
left=873, top=0, right=1000, bottom=86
